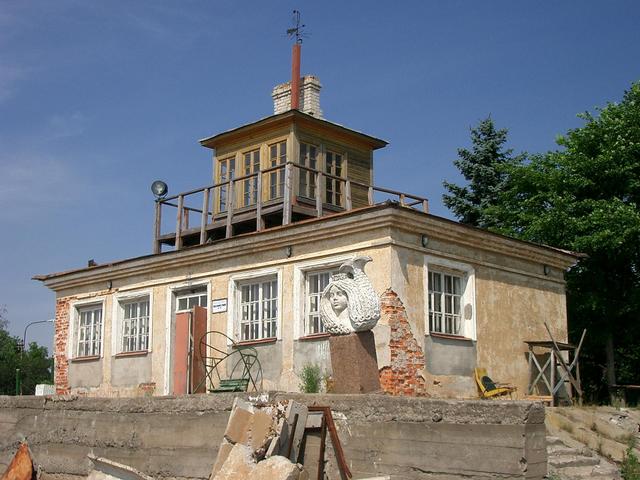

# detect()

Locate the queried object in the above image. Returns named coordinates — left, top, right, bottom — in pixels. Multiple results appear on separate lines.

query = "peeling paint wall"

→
left=48, top=208, right=573, bottom=399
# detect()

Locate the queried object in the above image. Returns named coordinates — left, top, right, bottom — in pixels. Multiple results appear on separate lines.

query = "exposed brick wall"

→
left=54, top=297, right=73, bottom=394
left=379, top=289, right=429, bottom=397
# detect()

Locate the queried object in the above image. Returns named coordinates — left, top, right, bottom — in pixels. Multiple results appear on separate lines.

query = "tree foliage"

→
left=443, top=117, right=523, bottom=228
left=483, top=81, right=640, bottom=401
left=0, top=308, right=53, bottom=395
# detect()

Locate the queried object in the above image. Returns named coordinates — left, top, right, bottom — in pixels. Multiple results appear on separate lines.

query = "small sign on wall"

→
left=211, top=298, right=227, bottom=313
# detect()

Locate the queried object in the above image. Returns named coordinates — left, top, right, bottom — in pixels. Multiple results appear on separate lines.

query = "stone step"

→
left=546, top=435, right=565, bottom=446
left=548, top=454, right=600, bottom=469
left=559, top=463, right=621, bottom=480
left=547, top=444, right=585, bottom=456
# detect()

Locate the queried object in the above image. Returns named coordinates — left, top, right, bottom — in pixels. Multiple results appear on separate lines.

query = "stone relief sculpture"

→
left=320, top=256, right=381, bottom=335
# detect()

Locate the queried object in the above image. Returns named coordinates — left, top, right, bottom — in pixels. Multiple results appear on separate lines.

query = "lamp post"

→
left=19, top=319, right=54, bottom=395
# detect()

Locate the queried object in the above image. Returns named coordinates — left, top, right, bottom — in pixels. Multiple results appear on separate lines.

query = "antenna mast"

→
left=286, top=10, right=306, bottom=110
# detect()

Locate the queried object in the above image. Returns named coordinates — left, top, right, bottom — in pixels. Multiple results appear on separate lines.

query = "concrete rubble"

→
left=210, top=398, right=309, bottom=480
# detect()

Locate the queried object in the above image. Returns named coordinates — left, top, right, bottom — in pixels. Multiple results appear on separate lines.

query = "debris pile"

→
left=210, top=398, right=309, bottom=480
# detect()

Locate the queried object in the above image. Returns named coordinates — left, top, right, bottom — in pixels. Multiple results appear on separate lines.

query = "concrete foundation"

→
left=0, top=394, right=547, bottom=480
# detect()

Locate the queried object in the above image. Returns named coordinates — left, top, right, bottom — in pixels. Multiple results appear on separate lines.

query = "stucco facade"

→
left=37, top=204, right=577, bottom=398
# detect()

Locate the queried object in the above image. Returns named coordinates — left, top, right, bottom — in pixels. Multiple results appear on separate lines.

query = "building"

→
left=35, top=68, right=578, bottom=399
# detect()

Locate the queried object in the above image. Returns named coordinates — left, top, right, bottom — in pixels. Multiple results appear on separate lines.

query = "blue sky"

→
left=1, top=1, right=639, bottom=350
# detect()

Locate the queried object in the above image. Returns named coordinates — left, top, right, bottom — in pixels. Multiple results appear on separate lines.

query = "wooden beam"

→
left=225, top=180, right=234, bottom=239
left=283, top=163, right=292, bottom=225
left=175, top=195, right=184, bottom=250
left=345, top=180, right=352, bottom=210
left=200, top=188, right=209, bottom=244
left=368, top=186, right=374, bottom=205
left=315, top=171, right=323, bottom=217
left=153, top=201, right=162, bottom=254
left=422, top=199, right=429, bottom=213
left=256, top=173, right=263, bottom=231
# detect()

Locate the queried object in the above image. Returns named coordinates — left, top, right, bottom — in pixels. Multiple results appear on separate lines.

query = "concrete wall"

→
left=0, top=394, right=547, bottom=480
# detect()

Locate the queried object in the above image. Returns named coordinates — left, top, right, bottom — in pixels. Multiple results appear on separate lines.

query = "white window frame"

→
left=293, top=255, right=353, bottom=339
left=68, top=297, right=106, bottom=359
left=227, top=268, right=282, bottom=344
left=424, top=256, right=476, bottom=340
left=175, top=288, right=209, bottom=313
left=112, top=289, right=154, bottom=355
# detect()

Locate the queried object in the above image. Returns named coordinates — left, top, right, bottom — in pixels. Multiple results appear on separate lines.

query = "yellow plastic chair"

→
left=474, top=368, right=517, bottom=399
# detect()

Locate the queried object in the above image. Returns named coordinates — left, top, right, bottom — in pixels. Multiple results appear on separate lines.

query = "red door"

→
left=172, top=306, right=207, bottom=395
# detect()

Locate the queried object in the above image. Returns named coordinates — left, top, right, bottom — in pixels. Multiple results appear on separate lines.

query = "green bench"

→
left=210, top=378, right=250, bottom=393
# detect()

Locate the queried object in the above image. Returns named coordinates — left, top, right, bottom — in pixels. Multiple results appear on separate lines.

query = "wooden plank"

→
left=308, top=406, right=352, bottom=479
left=256, top=172, right=263, bottom=231
left=315, top=172, right=323, bottom=217
left=153, top=201, right=162, bottom=254
left=200, top=188, right=209, bottom=244
left=225, top=180, right=234, bottom=239
left=317, top=416, right=327, bottom=480
left=175, top=195, right=184, bottom=250
left=283, top=163, right=292, bottom=225
left=345, top=180, right=352, bottom=210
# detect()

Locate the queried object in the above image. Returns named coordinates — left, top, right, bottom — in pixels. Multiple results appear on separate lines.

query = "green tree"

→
left=485, top=81, right=640, bottom=402
left=0, top=308, right=53, bottom=395
left=443, top=117, right=523, bottom=228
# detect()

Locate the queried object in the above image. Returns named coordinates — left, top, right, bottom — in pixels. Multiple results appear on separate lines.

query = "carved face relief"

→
left=319, top=255, right=381, bottom=335
left=328, top=286, right=348, bottom=316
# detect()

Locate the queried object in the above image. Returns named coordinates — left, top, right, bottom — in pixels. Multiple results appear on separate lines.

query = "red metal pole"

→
left=291, top=43, right=301, bottom=110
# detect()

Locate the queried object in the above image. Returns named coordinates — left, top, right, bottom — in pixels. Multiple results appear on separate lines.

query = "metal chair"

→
left=474, top=367, right=517, bottom=399
left=195, top=330, right=263, bottom=393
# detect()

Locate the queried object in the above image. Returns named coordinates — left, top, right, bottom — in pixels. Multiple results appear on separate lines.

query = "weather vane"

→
left=286, top=10, right=307, bottom=44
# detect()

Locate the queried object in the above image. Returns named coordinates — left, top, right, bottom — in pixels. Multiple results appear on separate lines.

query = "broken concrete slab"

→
left=252, top=456, right=307, bottom=480
left=212, top=444, right=255, bottom=480
left=209, top=439, right=233, bottom=479
left=86, top=455, right=154, bottom=480
left=212, top=445, right=308, bottom=480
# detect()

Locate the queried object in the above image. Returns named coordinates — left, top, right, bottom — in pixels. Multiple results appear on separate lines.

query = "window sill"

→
left=114, top=350, right=149, bottom=358
left=234, top=337, right=277, bottom=348
left=298, top=333, right=331, bottom=342
left=428, top=332, right=474, bottom=342
left=70, top=355, right=101, bottom=363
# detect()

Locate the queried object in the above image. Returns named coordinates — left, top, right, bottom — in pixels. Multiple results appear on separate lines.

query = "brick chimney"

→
left=272, top=75, right=323, bottom=118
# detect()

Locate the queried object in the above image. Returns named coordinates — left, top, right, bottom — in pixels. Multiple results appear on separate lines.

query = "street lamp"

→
left=18, top=319, right=54, bottom=395
left=23, top=319, right=54, bottom=352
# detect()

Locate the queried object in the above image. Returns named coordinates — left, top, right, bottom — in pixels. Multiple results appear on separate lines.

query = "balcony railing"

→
left=153, top=161, right=429, bottom=253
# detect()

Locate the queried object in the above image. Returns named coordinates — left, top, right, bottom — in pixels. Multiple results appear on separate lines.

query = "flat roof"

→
left=34, top=202, right=582, bottom=284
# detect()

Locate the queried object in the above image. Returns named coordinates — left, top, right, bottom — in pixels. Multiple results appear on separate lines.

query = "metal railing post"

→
left=153, top=201, right=162, bottom=254
left=175, top=195, right=184, bottom=250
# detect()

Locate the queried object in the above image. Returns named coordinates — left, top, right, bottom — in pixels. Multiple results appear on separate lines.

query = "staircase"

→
left=546, top=435, right=620, bottom=479
left=545, top=406, right=640, bottom=480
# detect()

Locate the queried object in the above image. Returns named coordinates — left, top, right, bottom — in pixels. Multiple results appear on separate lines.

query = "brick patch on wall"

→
left=379, top=289, right=429, bottom=397
left=54, top=297, right=73, bottom=395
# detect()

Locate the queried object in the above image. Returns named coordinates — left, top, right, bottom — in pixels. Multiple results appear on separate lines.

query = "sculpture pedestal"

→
left=329, top=331, right=381, bottom=394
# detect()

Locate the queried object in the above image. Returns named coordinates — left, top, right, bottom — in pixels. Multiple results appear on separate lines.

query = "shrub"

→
left=299, top=364, right=322, bottom=393
left=621, top=439, right=640, bottom=480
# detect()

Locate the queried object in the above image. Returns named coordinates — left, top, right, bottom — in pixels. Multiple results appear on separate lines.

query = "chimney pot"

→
left=271, top=76, right=323, bottom=118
